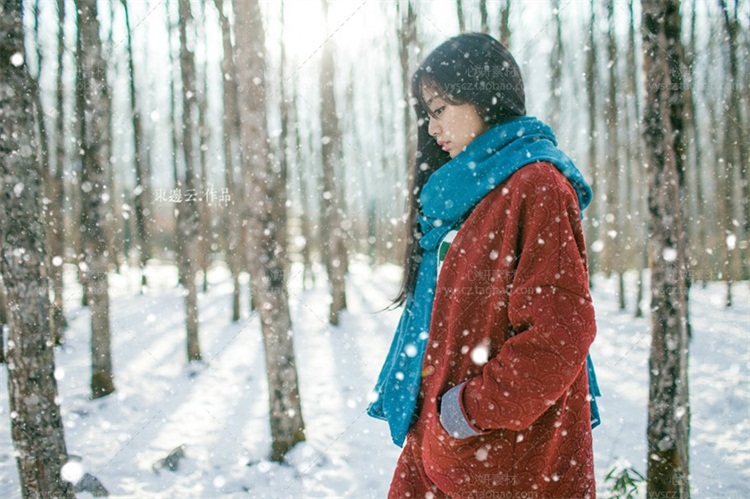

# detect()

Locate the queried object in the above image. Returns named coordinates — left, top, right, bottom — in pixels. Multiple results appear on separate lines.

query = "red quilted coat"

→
left=389, top=162, right=597, bottom=498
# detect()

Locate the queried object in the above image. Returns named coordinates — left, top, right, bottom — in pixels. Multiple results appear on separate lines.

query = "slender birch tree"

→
left=398, top=0, right=417, bottom=188
left=76, top=0, right=116, bottom=398
left=686, top=0, right=707, bottom=283
left=664, top=0, right=694, bottom=338
left=165, top=0, right=184, bottom=293
left=719, top=0, right=749, bottom=281
left=30, top=0, right=60, bottom=345
left=585, top=0, right=601, bottom=281
left=0, top=276, right=7, bottom=364
left=101, top=2, right=123, bottom=274
left=456, top=0, right=466, bottom=32
left=603, top=0, right=625, bottom=309
left=196, top=0, right=212, bottom=294
left=276, top=0, right=290, bottom=278
left=320, top=0, right=349, bottom=325
left=626, top=0, right=648, bottom=318
left=548, top=0, right=563, bottom=131
left=291, top=76, right=315, bottom=288
left=706, top=58, right=735, bottom=305
left=213, top=0, right=244, bottom=321
left=395, top=0, right=418, bottom=276
left=498, top=0, right=511, bottom=47
left=121, top=0, right=153, bottom=288
left=479, top=0, right=488, bottom=33
left=0, top=2, right=74, bottom=495
left=177, top=0, right=202, bottom=362
left=641, top=0, right=691, bottom=494
left=50, top=0, right=67, bottom=343
left=233, top=0, right=306, bottom=462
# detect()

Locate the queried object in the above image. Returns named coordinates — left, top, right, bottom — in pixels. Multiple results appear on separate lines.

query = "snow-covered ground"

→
left=1, top=258, right=748, bottom=498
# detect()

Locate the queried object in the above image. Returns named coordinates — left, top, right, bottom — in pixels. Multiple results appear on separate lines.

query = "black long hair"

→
left=393, top=32, right=527, bottom=307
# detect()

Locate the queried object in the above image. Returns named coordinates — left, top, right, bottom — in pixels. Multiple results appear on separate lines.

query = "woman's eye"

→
left=433, top=106, right=445, bottom=117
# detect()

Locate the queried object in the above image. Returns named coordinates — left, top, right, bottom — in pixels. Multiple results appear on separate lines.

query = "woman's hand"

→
left=439, top=383, right=484, bottom=439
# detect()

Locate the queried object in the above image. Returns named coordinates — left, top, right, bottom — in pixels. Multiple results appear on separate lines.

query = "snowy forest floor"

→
left=1, top=257, right=748, bottom=498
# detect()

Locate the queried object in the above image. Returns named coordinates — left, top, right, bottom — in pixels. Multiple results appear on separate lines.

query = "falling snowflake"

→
left=10, top=52, right=24, bottom=67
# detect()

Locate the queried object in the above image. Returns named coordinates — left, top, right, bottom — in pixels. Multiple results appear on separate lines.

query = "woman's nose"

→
left=428, top=116, right=440, bottom=137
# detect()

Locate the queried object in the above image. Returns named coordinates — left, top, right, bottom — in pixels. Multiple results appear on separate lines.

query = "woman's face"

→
left=422, top=86, right=488, bottom=158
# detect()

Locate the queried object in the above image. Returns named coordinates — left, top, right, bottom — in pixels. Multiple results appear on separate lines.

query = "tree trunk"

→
left=30, top=2, right=54, bottom=345
left=377, top=52, right=399, bottom=265
left=0, top=275, right=7, bottom=364
left=375, top=77, right=389, bottom=266
left=707, top=80, right=734, bottom=305
left=585, top=0, right=601, bottom=285
left=663, top=0, right=693, bottom=338
left=548, top=0, right=563, bottom=131
left=101, top=3, right=124, bottom=275
left=0, top=3, right=75, bottom=495
left=213, top=0, right=243, bottom=321
left=479, top=0, right=488, bottom=33
left=641, top=0, right=691, bottom=495
left=719, top=0, right=750, bottom=282
left=603, top=0, right=624, bottom=308
left=233, top=0, right=306, bottom=462
left=627, top=0, right=647, bottom=318
left=345, top=66, right=368, bottom=258
left=165, top=2, right=183, bottom=290
left=456, top=0, right=465, bottom=32
left=122, top=0, right=153, bottom=288
left=744, top=19, right=750, bottom=282
left=196, top=0, right=212, bottom=295
left=395, top=0, right=417, bottom=279
left=684, top=0, right=703, bottom=283
left=398, top=0, right=417, bottom=179
left=76, top=0, right=116, bottom=399
left=498, top=0, right=511, bottom=48
left=277, top=0, right=291, bottom=280
left=320, top=0, right=348, bottom=326
left=50, top=0, right=67, bottom=344
left=177, top=0, right=202, bottom=362
left=291, top=85, right=315, bottom=289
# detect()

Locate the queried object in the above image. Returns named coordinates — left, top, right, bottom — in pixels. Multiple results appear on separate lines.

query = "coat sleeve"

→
left=456, top=167, right=597, bottom=432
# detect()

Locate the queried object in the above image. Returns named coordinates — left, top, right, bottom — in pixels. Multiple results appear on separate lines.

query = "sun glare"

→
left=278, top=0, right=370, bottom=65
left=280, top=0, right=327, bottom=63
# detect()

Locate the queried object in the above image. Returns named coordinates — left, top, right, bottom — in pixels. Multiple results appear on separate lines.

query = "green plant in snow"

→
left=604, top=461, right=646, bottom=499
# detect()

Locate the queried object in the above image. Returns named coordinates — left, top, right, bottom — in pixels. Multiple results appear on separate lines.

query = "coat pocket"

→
left=420, top=409, right=487, bottom=494
left=421, top=410, right=520, bottom=495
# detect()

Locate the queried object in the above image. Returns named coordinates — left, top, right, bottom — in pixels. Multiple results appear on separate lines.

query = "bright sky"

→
left=24, top=0, right=733, bottom=196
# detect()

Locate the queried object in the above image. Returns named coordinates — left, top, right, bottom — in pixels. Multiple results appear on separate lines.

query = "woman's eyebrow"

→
left=425, top=95, right=439, bottom=107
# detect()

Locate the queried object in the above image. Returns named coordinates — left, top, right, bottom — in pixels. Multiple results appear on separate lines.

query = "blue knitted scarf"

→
left=367, top=116, right=600, bottom=447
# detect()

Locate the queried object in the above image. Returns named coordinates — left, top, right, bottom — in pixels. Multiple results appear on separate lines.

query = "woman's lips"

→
left=440, top=141, right=451, bottom=151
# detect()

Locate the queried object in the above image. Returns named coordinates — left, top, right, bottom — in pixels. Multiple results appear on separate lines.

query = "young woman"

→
left=368, top=33, right=601, bottom=498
